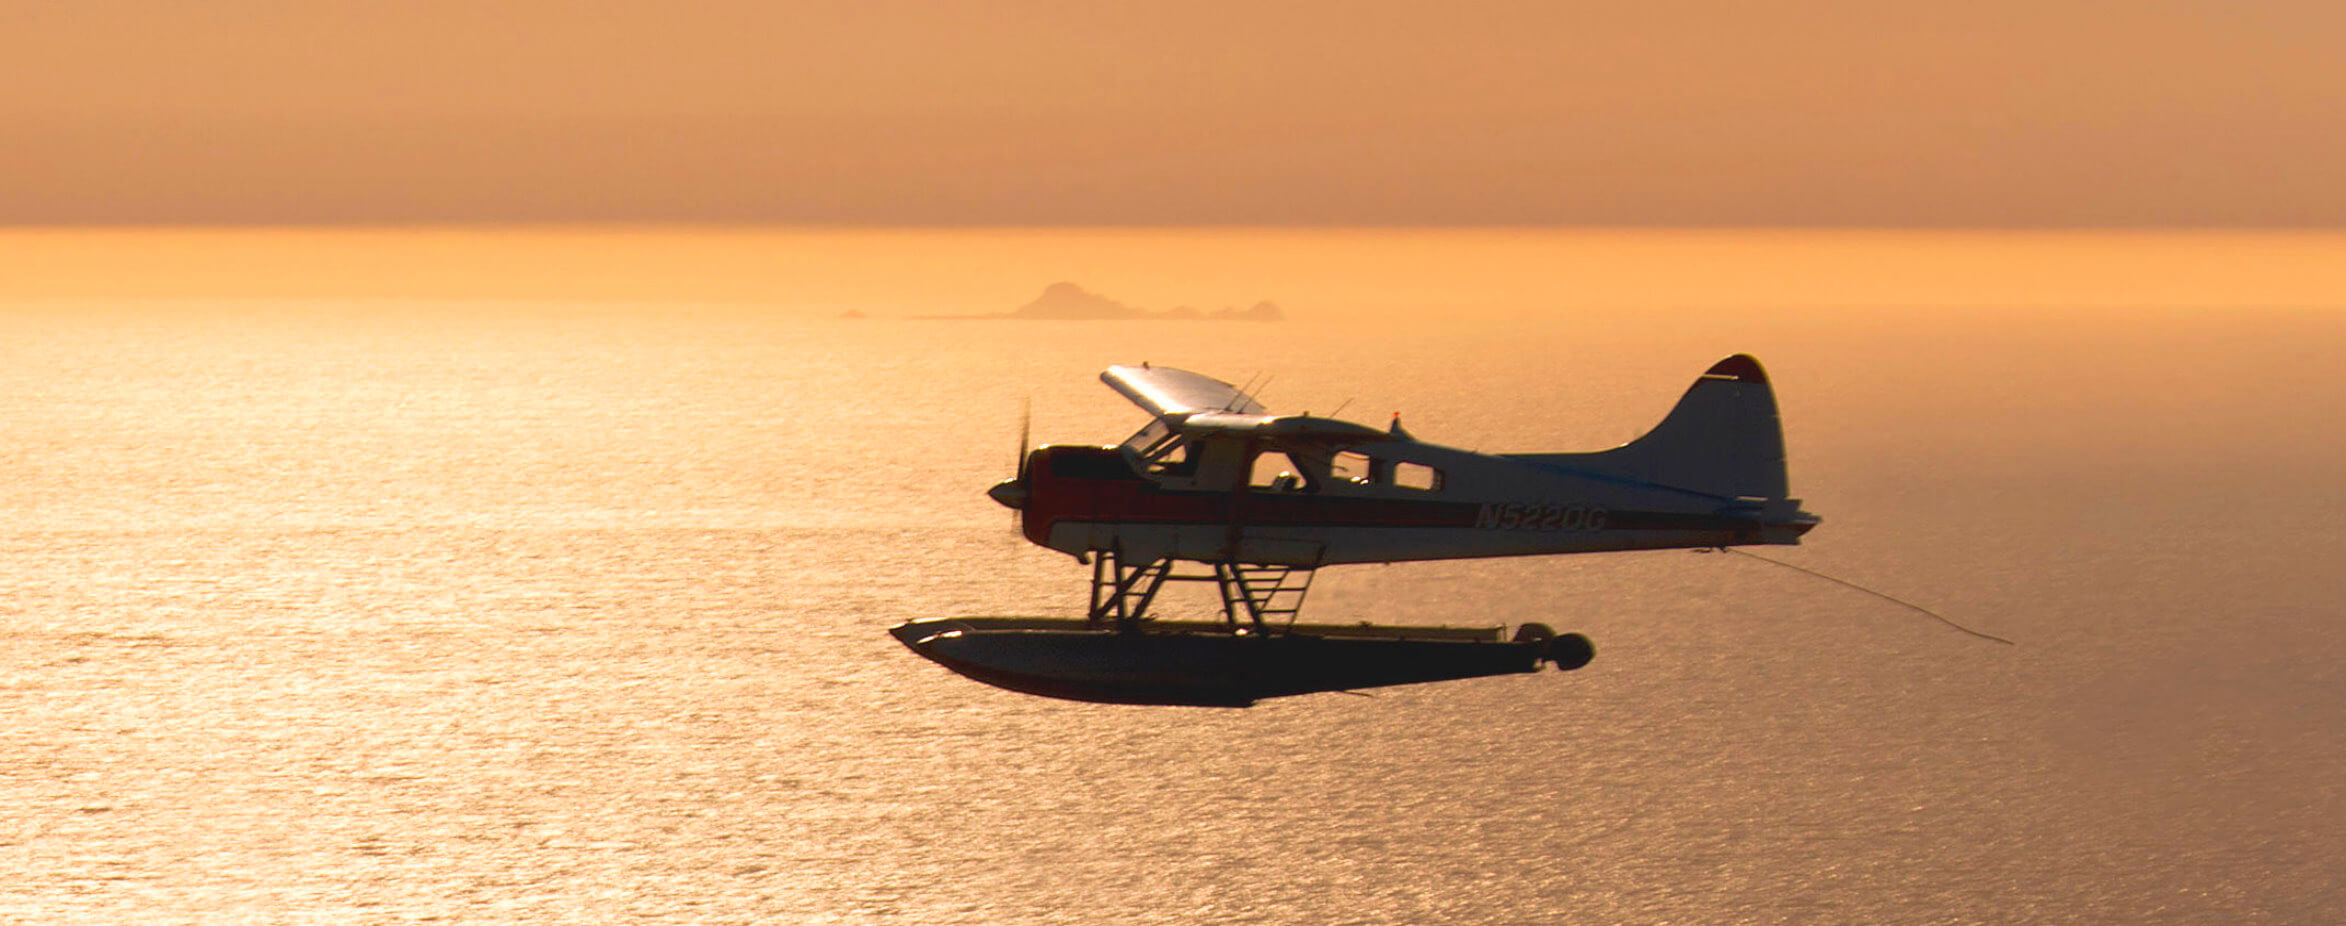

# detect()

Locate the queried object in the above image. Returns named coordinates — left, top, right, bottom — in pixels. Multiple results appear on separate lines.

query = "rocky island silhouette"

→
left=922, top=282, right=1282, bottom=321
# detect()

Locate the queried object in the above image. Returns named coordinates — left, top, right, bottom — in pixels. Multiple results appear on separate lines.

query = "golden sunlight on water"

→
left=3, top=230, right=2343, bottom=923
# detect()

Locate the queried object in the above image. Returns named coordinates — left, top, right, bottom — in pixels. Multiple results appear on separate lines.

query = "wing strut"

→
left=1087, top=552, right=1172, bottom=630
left=1086, top=549, right=1319, bottom=634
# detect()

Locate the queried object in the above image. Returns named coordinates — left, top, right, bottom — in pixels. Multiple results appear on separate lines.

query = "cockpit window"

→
left=1393, top=461, right=1442, bottom=491
left=1145, top=440, right=1200, bottom=477
left=1331, top=450, right=1373, bottom=483
left=1251, top=451, right=1310, bottom=492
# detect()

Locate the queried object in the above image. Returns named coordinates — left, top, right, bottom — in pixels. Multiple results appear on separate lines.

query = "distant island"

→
left=922, top=282, right=1283, bottom=321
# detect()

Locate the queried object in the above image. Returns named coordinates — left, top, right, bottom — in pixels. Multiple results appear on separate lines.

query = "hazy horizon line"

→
left=10, top=222, right=2346, bottom=235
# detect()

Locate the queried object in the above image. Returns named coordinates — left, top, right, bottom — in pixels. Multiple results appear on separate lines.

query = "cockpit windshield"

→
left=1119, top=418, right=1177, bottom=460
left=1121, top=419, right=1208, bottom=479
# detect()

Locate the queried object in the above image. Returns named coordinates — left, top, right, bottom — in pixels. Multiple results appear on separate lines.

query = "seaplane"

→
left=891, top=356, right=1820, bottom=707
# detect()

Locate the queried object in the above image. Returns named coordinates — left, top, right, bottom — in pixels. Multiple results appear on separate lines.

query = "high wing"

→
left=1101, top=365, right=1267, bottom=419
left=1103, top=365, right=1387, bottom=459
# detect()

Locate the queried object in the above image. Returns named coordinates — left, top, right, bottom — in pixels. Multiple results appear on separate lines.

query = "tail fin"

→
left=1513, top=354, right=1790, bottom=500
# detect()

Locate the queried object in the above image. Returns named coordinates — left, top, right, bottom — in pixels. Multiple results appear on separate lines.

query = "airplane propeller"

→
left=986, top=398, right=1032, bottom=514
left=1016, top=398, right=1031, bottom=481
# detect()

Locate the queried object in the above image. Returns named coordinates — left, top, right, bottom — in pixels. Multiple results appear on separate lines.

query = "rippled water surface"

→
left=4, top=297, right=2342, bottom=923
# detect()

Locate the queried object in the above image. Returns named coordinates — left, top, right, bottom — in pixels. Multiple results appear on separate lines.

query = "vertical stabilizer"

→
left=1512, top=354, right=1791, bottom=500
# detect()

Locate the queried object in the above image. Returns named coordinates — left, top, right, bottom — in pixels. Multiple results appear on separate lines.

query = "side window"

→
left=1251, top=451, right=1305, bottom=491
left=1393, top=461, right=1442, bottom=491
left=1331, top=451, right=1373, bottom=483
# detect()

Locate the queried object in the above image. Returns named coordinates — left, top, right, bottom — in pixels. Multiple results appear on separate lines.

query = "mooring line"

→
left=1714, top=547, right=2016, bottom=646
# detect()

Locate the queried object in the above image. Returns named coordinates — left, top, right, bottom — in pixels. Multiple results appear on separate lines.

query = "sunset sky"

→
left=7, top=0, right=2343, bottom=226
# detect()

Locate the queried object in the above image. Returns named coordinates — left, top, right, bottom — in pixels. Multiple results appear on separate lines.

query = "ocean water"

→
left=3, top=296, right=2342, bottom=923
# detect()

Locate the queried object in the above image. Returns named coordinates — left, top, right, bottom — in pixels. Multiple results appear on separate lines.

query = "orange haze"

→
left=5, top=1, right=2344, bottom=225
